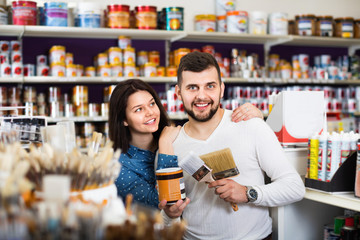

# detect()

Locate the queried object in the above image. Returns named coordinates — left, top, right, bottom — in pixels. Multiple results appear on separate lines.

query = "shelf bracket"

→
left=170, top=32, right=187, bottom=43
left=348, top=45, right=360, bottom=56
left=264, top=36, right=292, bottom=53
left=18, top=27, right=25, bottom=40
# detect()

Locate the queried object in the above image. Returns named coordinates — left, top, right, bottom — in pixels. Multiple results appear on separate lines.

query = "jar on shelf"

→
left=107, top=4, right=130, bottom=29
left=195, top=14, right=216, bottom=32
left=298, top=14, right=316, bottom=36
left=334, top=17, right=354, bottom=38
left=315, top=16, right=333, bottom=37
left=12, top=0, right=37, bottom=25
left=148, top=51, right=160, bottom=67
left=354, top=19, right=360, bottom=38
left=163, top=7, right=184, bottom=31
left=135, top=5, right=157, bottom=30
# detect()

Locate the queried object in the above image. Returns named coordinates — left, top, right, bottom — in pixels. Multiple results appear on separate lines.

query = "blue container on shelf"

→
left=44, top=2, right=68, bottom=27
left=75, top=2, right=101, bottom=28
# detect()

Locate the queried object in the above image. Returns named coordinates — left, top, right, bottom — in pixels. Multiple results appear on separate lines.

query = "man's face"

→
left=175, top=66, right=224, bottom=122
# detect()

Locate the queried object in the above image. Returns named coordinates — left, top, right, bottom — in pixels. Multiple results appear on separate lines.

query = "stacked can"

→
left=48, top=86, right=62, bottom=117
left=95, top=52, right=110, bottom=77
left=0, top=86, right=7, bottom=115
left=23, top=86, right=37, bottom=115
left=73, top=85, right=88, bottom=117
left=0, top=40, right=23, bottom=78
left=76, top=122, right=95, bottom=148
left=108, top=46, right=123, bottom=77
left=215, top=0, right=235, bottom=32
left=36, top=54, right=49, bottom=76
left=158, top=7, right=184, bottom=31
left=49, top=45, right=66, bottom=77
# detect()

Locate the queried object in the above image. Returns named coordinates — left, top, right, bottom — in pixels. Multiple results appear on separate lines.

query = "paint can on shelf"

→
left=44, top=2, right=68, bottom=27
left=0, top=5, right=8, bottom=25
left=135, top=5, right=157, bottom=30
left=163, top=7, right=183, bottom=31
left=12, top=1, right=37, bottom=25
left=107, top=4, right=130, bottom=29
left=76, top=2, right=101, bottom=28
left=268, top=12, right=288, bottom=35
left=249, top=11, right=267, bottom=35
left=215, top=0, right=235, bottom=16
left=226, top=11, right=248, bottom=34
left=195, top=14, right=216, bottom=32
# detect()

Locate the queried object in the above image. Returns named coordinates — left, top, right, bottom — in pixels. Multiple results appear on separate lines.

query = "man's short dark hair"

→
left=177, top=51, right=221, bottom=86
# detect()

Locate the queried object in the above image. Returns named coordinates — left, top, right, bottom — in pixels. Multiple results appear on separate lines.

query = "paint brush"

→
left=199, top=148, right=239, bottom=180
left=179, top=151, right=238, bottom=211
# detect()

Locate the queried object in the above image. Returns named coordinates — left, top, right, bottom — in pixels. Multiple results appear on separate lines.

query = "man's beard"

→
left=184, top=100, right=219, bottom=122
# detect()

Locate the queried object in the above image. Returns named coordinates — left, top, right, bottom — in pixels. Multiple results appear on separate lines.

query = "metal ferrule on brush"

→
left=192, top=165, right=213, bottom=182
left=213, top=167, right=240, bottom=180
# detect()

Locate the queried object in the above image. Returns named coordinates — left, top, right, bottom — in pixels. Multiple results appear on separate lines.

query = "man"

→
left=160, top=51, right=305, bottom=240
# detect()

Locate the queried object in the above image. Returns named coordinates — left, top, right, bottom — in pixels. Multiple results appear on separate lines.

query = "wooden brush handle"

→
left=231, top=202, right=238, bottom=211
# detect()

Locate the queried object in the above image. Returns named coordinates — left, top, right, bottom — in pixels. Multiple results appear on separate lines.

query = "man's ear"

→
left=175, top=84, right=182, bottom=101
left=220, top=81, right=225, bottom=99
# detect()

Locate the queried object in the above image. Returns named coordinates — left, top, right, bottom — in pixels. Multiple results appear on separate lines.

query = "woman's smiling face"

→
left=124, top=90, right=161, bottom=135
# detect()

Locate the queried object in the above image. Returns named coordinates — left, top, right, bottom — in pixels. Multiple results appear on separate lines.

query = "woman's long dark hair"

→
left=108, top=79, right=170, bottom=153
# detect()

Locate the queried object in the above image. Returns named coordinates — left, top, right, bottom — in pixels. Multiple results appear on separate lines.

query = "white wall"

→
left=6, top=0, right=360, bottom=31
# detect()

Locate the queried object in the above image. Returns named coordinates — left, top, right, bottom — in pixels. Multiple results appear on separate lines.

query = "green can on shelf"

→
left=164, top=7, right=184, bottom=31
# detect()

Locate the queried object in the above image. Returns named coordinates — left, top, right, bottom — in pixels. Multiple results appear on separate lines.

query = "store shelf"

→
left=285, top=35, right=360, bottom=48
left=46, top=116, right=108, bottom=123
left=305, top=188, right=360, bottom=212
left=23, top=26, right=187, bottom=41
left=182, top=31, right=288, bottom=44
left=0, top=77, right=23, bottom=83
left=46, top=113, right=188, bottom=123
left=0, top=25, right=24, bottom=37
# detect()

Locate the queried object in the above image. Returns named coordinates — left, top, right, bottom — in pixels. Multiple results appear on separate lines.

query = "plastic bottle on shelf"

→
left=317, top=132, right=328, bottom=181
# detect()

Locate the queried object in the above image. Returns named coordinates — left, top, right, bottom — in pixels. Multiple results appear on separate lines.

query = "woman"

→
left=109, top=79, right=263, bottom=208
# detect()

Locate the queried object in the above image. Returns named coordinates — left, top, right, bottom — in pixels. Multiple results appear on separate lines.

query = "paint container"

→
left=49, top=45, right=66, bottom=64
left=215, top=0, right=235, bottom=16
left=0, top=5, right=8, bottom=25
left=123, top=47, right=135, bottom=64
left=268, top=12, right=288, bottom=35
left=195, top=14, right=216, bottom=32
left=88, top=103, right=99, bottom=117
left=111, top=63, right=122, bottom=77
left=85, top=66, right=95, bottom=77
left=36, top=65, right=49, bottom=76
left=10, top=40, right=21, bottom=52
left=23, top=64, right=35, bottom=76
left=107, top=4, right=130, bottom=29
left=226, top=11, right=248, bottom=33
left=340, top=133, right=351, bottom=165
left=12, top=0, right=37, bottom=25
left=123, top=62, right=135, bottom=77
left=148, top=50, right=160, bottom=67
left=340, top=217, right=357, bottom=240
left=0, top=53, right=9, bottom=65
left=156, top=167, right=186, bottom=205
left=317, top=132, right=328, bottom=181
left=11, top=62, right=22, bottom=77
left=64, top=103, right=75, bottom=118
left=37, top=55, right=48, bottom=66
left=326, top=133, right=341, bottom=182
left=0, top=41, right=9, bottom=53
left=76, top=64, right=83, bottom=76
left=45, top=2, right=68, bottom=26
left=137, top=51, right=148, bottom=66
left=65, top=53, right=73, bottom=65
left=135, top=5, right=157, bottom=30
left=97, top=64, right=111, bottom=77
left=66, top=63, right=77, bottom=77
left=50, top=62, right=65, bottom=77
left=72, top=85, right=88, bottom=105
left=11, top=51, right=21, bottom=63
left=101, top=103, right=109, bottom=117
left=144, top=62, right=156, bottom=77
left=23, top=86, right=36, bottom=103
left=118, top=36, right=131, bottom=50
left=163, top=7, right=183, bottom=31
left=108, top=47, right=122, bottom=65
left=76, top=2, right=101, bottom=28
left=0, top=63, right=10, bottom=77
left=249, top=11, right=267, bottom=35
left=217, top=15, right=226, bottom=32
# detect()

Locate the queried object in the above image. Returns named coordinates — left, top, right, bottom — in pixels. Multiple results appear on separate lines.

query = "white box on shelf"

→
left=266, top=91, right=324, bottom=146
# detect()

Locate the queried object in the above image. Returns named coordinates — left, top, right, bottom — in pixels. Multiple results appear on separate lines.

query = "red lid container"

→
left=135, top=5, right=157, bottom=12
left=107, top=4, right=130, bottom=12
left=12, top=1, right=37, bottom=25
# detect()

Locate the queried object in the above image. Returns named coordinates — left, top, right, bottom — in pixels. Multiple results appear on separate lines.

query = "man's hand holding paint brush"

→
left=208, top=179, right=249, bottom=204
